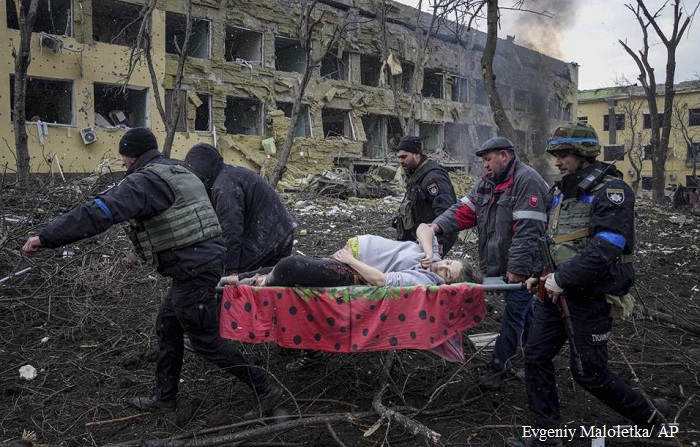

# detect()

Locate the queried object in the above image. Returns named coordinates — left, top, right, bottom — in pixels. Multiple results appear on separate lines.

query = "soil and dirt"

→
left=1, top=174, right=699, bottom=447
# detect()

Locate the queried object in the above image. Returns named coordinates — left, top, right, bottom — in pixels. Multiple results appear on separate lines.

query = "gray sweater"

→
left=356, top=235, right=444, bottom=287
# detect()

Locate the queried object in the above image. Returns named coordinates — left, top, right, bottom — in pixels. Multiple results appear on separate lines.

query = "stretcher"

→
left=218, top=280, right=523, bottom=363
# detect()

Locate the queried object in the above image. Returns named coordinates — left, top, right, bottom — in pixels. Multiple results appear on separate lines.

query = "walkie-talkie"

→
left=578, top=155, right=622, bottom=192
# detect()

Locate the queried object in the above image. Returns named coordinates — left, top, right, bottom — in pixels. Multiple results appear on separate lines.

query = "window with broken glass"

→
left=10, top=75, right=74, bottom=125
left=225, top=97, right=262, bottom=135
left=225, top=25, right=263, bottom=67
left=93, top=83, right=148, bottom=128
left=6, top=0, right=72, bottom=36
left=92, top=0, right=142, bottom=47
left=165, top=12, right=210, bottom=59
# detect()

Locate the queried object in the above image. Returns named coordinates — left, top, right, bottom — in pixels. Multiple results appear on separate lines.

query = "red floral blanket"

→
left=219, top=283, right=485, bottom=362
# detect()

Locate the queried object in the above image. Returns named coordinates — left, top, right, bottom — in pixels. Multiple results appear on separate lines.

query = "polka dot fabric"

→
left=219, top=283, right=485, bottom=362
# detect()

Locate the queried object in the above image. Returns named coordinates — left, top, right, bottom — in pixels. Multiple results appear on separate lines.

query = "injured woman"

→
left=221, top=223, right=481, bottom=288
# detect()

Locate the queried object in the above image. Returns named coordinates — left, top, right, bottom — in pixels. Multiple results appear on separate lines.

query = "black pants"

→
left=260, top=256, right=362, bottom=287
left=524, top=297, right=655, bottom=431
left=236, top=233, right=295, bottom=275
left=154, top=267, right=268, bottom=401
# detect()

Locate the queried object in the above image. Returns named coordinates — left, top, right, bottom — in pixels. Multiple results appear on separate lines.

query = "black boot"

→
left=242, top=381, right=283, bottom=420
left=131, top=394, right=176, bottom=412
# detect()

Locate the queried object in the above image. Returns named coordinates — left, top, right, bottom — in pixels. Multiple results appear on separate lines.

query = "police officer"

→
left=22, top=128, right=282, bottom=419
left=429, top=137, right=549, bottom=389
left=506, top=122, right=667, bottom=447
left=393, top=135, right=458, bottom=255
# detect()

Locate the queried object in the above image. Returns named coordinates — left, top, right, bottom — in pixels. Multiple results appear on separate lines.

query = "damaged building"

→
left=1, top=0, right=578, bottom=182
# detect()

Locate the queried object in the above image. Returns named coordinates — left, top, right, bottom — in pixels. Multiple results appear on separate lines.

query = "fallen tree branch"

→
left=643, top=308, right=700, bottom=335
left=104, top=413, right=373, bottom=447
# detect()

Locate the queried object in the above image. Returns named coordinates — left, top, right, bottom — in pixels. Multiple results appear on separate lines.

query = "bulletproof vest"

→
left=397, top=160, right=440, bottom=238
left=127, top=163, right=221, bottom=266
left=547, top=176, right=615, bottom=266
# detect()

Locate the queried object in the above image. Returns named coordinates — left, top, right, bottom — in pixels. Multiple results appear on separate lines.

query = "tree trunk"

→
left=12, top=0, right=40, bottom=187
left=269, top=68, right=314, bottom=188
left=481, top=0, right=520, bottom=159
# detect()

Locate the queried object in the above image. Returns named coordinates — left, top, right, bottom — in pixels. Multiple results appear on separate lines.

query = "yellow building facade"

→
left=2, top=0, right=577, bottom=179
left=578, top=81, right=700, bottom=191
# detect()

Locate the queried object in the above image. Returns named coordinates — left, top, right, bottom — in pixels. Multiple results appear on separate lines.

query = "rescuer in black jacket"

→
left=393, top=136, right=458, bottom=255
left=183, top=143, right=297, bottom=275
left=22, top=128, right=283, bottom=419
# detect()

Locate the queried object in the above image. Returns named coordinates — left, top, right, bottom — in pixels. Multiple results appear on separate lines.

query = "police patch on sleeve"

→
left=427, top=182, right=439, bottom=196
left=606, top=188, right=625, bottom=205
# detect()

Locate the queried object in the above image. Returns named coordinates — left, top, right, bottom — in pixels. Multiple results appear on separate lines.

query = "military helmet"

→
left=475, top=136, right=514, bottom=156
left=547, top=122, right=601, bottom=158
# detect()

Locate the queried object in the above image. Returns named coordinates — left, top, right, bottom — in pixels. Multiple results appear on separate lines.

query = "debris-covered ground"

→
left=1, top=174, right=699, bottom=447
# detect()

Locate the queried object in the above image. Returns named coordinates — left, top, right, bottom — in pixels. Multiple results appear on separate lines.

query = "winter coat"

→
left=433, top=156, right=549, bottom=278
left=39, top=150, right=225, bottom=279
left=184, top=145, right=297, bottom=273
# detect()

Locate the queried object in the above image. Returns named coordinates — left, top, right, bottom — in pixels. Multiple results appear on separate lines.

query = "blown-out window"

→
left=6, top=0, right=72, bottom=36
left=10, top=75, right=74, bottom=125
left=93, top=83, right=148, bottom=128
left=93, top=0, right=142, bottom=46
left=165, top=12, right=210, bottom=59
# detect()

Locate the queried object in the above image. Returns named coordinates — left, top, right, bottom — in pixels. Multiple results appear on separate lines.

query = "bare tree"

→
left=121, top=0, right=192, bottom=159
left=480, top=0, right=518, bottom=147
left=10, top=0, right=40, bottom=187
left=616, top=86, right=647, bottom=192
left=619, top=0, right=696, bottom=202
left=267, top=0, right=355, bottom=187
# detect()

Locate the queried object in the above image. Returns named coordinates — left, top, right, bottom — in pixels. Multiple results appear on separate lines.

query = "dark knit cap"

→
left=119, top=128, right=158, bottom=157
left=396, top=135, right=423, bottom=154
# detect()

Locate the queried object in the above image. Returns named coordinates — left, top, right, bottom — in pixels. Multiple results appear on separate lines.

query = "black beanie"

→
left=119, top=128, right=158, bottom=157
left=396, top=135, right=423, bottom=154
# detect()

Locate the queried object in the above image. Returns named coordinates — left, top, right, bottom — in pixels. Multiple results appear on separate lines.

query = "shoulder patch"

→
left=529, top=195, right=539, bottom=207
left=606, top=188, right=625, bottom=205
left=426, top=182, right=439, bottom=196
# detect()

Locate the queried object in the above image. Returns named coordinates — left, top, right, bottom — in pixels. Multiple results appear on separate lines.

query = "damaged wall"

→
left=1, top=0, right=577, bottom=182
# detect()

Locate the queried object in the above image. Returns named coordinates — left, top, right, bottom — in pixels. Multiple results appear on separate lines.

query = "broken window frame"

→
left=451, top=76, right=469, bottom=103
left=474, top=79, right=489, bottom=106
left=194, top=93, right=212, bottom=132
left=320, top=50, right=349, bottom=81
left=225, top=25, right=263, bottom=67
left=274, top=36, right=306, bottom=74
left=422, top=69, right=444, bottom=99
left=360, top=54, right=382, bottom=87
left=224, top=96, right=263, bottom=135
left=164, top=90, right=211, bottom=133
left=93, top=82, right=149, bottom=129
left=9, top=75, right=74, bottom=126
left=603, top=144, right=625, bottom=162
left=92, top=0, right=143, bottom=47
left=444, top=122, right=469, bottom=157
left=322, top=107, right=354, bottom=139
left=641, top=176, right=653, bottom=190
left=6, top=0, right=72, bottom=36
left=418, top=122, right=442, bottom=152
left=277, top=102, right=312, bottom=138
left=642, top=144, right=653, bottom=160
left=165, top=12, right=211, bottom=59
left=361, top=114, right=383, bottom=158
